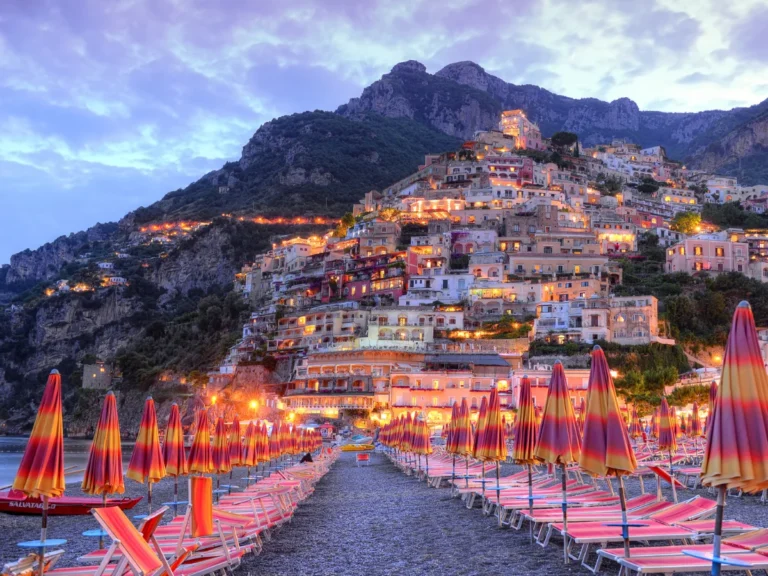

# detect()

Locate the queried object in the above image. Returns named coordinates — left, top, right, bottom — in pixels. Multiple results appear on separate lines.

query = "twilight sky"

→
left=2, top=0, right=767, bottom=264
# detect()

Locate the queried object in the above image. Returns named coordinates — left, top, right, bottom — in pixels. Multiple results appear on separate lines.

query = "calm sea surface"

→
left=0, top=437, right=134, bottom=487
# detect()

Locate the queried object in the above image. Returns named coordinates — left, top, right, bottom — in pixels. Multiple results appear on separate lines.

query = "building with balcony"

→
left=499, top=109, right=544, bottom=150
left=665, top=233, right=749, bottom=276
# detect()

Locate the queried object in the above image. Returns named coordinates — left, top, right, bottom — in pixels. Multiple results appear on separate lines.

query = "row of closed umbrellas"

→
left=382, top=301, right=768, bottom=576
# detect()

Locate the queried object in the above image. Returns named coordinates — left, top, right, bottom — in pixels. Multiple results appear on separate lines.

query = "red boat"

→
left=0, top=490, right=142, bottom=516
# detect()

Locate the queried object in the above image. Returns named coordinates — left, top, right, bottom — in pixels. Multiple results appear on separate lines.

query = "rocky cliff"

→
left=339, top=60, right=768, bottom=172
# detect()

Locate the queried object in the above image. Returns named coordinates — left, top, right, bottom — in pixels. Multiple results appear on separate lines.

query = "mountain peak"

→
left=435, top=61, right=495, bottom=92
left=390, top=60, right=426, bottom=74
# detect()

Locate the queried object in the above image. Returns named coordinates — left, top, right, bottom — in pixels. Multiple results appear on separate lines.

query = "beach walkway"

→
left=243, top=451, right=560, bottom=576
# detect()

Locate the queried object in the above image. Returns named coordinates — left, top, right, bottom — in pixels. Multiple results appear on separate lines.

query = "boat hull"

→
left=0, top=491, right=142, bottom=516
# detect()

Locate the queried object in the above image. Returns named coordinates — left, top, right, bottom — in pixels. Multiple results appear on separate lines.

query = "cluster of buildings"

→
left=201, top=109, right=714, bottom=428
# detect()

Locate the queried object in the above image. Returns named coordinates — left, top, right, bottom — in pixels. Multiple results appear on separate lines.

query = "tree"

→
left=550, top=131, right=578, bottom=151
left=670, top=211, right=701, bottom=235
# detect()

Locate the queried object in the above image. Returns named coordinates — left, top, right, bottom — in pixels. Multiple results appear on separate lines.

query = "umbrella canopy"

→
left=258, top=422, right=271, bottom=462
left=579, top=346, right=637, bottom=478
left=476, top=387, right=507, bottom=462
left=270, top=422, right=282, bottom=458
left=412, top=418, right=432, bottom=456
left=13, top=370, right=65, bottom=498
left=188, top=408, right=213, bottom=474
left=535, top=362, right=581, bottom=465
left=472, top=396, right=489, bottom=459
left=706, top=380, right=718, bottom=435
left=650, top=408, right=659, bottom=438
left=446, top=402, right=460, bottom=454
left=512, top=376, right=539, bottom=464
left=127, top=397, right=166, bottom=485
left=229, top=417, right=243, bottom=466
left=670, top=406, right=680, bottom=438
left=82, top=392, right=125, bottom=495
left=163, top=403, right=188, bottom=477
left=212, top=417, right=231, bottom=474
left=657, top=398, right=677, bottom=452
left=688, top=402, right=701, bottom=438
left=453, top=399, right=474, bottom=457
left=242, top=422, right=258, bottom=467
left=701, top=301, right=768, bottom=493
left=628, top=406, right=643, bottom=439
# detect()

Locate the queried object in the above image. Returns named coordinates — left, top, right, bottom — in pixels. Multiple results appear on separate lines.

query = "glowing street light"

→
left=249, top=400, right=258, bottom=411
left=211, top=395, right=217, bottom=405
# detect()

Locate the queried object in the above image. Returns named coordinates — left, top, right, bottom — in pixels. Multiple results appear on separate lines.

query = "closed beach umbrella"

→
left=188, top=408, right=213, bottom=474
left=13, top=369, right=65, bottom=562
left=258, top=422, right=271, bottom=463
left=658, top=397, right=678, bottom=502
left=446, top=402, right=460, bottom=485
left=628, top=406, right=643, bottom=439
left=513, top=375, right=540, bottom=542
left=473, top=396, right=489, bottom=459
left=229, top=416, right=243, bottom=467
left=702, top=302, right=768, bottom=576
left=535, top=362, right=582, bottom=560
left=480, top=387, right=508, bottom=526
left=650, top=408, right=659, bottom=438
left=579, top=346, right=637, bottom=557
left=454, top=399, right=473, bottom=457
left=82, top=392, right=124, bottom=496
left=212, top=417, right=231, bottom=474
left=82, top=391, right=124, bottom=549
left=127, top=397, right=166, bottom=511
left=162, top=403, right=187, bottom=511
left=690, top=403, right=702, bottom=438
left=270, top=422, right=282, bottom=460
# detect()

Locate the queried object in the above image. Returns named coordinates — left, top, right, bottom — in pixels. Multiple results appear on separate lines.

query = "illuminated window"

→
left=715, top=247, right=724, bottom=257
left=694, top=246, right=702, bottom=256
left=433, top=380, right=440, bottom=389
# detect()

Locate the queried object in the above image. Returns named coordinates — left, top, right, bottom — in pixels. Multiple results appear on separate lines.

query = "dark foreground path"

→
left=244, top=452, right=580, bottom=576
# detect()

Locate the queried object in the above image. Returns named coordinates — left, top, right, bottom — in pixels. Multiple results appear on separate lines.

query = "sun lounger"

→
left=617, top=551, right=768, bottom=575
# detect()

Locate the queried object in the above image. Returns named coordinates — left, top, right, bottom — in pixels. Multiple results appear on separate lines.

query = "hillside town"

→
left=191, top=109, right=768, bottom=430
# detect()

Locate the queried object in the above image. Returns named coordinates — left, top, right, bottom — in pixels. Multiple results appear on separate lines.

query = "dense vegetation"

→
left=702, top=202, right=768, bottom=228
left=133, top=112, right=462, bottom=223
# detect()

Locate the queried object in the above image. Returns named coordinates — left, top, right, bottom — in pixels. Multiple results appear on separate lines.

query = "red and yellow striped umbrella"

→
left=82, top=392, right=125, bottom=495
left=163, top=403, right=187, bottom=477
left=535, top=362, right=581, bottom=465
left=412, top=418, right=432, bottom=456
left=476, top=387, right=507, bottom=462
left=650, top=408, right=659, bottom=439
left=628, top=406, right=643, bottom=439
left=446, top=402, right=460, bottom=454
left=13, top=370, right=65, bottom=499
left=472, top=396, right=489, bottom=459
left=579, top=346, right=637, bottom=478
left=706, top=380, right=718, bottom=435
left=454, top=399, right=473, bottom=457
left=229, top=417, right=243, bottom=467
left=212, top=417, right=231, bottom=474
left=401, top=413, right=414, bottom=452
left=258, top=422, right=271, bottom=463
left=670, top=406, right=680, bottom=438
left=702, top=301, right=768, bottom=493
left=658, top=398, right=677, bottom=451
left=127, top=397, right=166, bottom=485
left=188, top=408, right=213, bottom=474
left=690, top=402, right=702, bottom=438
left=269, top=421, right=282, bottom=459
left=242, top=422, right=258, bottom=467
left=512, top=376, right=539, bottom=465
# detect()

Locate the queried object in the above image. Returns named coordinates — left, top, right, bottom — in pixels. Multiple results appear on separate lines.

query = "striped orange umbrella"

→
left=12, top=369, right=65, bottom=551
left=229, top=416, right=243, bottom=467
left=446, top=402, right=460, bottom=485
left=690, top=402, right=702, bottom=438
left=658, top=398, right=678, bottom=503
left=513, top=375, right=540, bottom=541
left=242, top=422, right=258, bottom=467
left=628, top=406, right=643, bottom=439
left=162, top=403, right=187, bottom=512
left=701, top=302, right=768, bottom=573
left=534, top=362, right=582, bottom=561
left=258, top=422, right=271, bottom=463
left=706, top=380, right=718, bottom=435
left=400, top=413, right=412, bottom=453
left=411, top=417, right=432, bottom=476
left=212, top=417, right=231, bottom=474
left=127, top=396, right=166, bottom=511
left=472, top=396, right=488, bottom=459
left=480, top=387, right=508, bottom=526
left=270, top=421, right=282, bottom=460
left=188, top=408, right=213, bottom=474
left=454, top=399, right=473, bottom=457
left=579, top=345, right=637, bottom=557
left=650, top=408, right=659, bottom=438
left=82, top=392, right=125, bottom=496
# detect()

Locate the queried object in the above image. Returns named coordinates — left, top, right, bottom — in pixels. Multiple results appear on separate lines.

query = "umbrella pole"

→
left=669, top=449, right=678, bottom=503
left=451, top=455, right=456, bottom=496
left=39, top=496, right=48, bottom=576
left=619, top=475, right=630, bottom=558
left=465, top=456, right=469, bottom=488
left=712, top=485, right=726, bottom=576
left=246, top=467, right=250, bottom=488
left=99, top=494, right=107, bottom=550
left=528, top=464, right=534, bottom=544
left=561, top=463, right=568, bottom=564
left=425, top=453, right=429, bottom=481
left=229, top=469, right=233, bottom=495
left=496, top=461, right=501, bottom=527
left=148, top=482, right=152, bottom=514
left=173, top=476, right=179, bottom=516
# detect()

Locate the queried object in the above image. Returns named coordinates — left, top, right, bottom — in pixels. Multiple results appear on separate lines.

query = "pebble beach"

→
left=3, top=452, right=767, bottom=576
